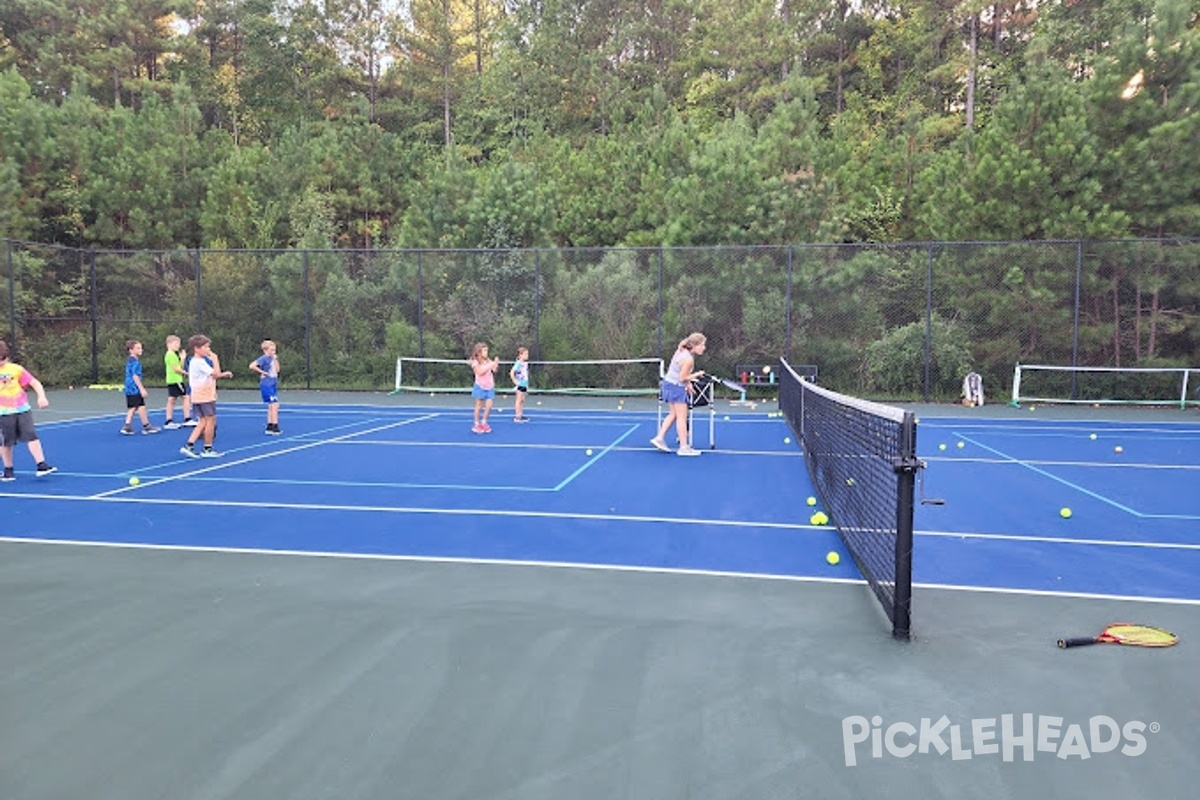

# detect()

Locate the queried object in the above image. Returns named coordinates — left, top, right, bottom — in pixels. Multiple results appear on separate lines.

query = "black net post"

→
left=891, top=416, right=919, bottom=641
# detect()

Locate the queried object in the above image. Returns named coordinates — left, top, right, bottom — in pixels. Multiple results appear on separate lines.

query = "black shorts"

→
left=0, top=411, right=38, bottom=446
left=516, top=386, right=528, bottom=393
left=167, top=383, right=187, bottom=398
left=126, top=393, right=145, bottom=409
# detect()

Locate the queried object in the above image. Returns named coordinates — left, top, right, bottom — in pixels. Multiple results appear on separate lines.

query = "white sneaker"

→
left=676, top=445, right=701, bottom=457
left=650, top=437, right=671, bottom=453
left=182, top=418, right=199, bottom=427
left=199, top=448, right=222, bottom=458
left=180, top=446, right=200, bottom=459
left=164, top=420, right=181, bottom=429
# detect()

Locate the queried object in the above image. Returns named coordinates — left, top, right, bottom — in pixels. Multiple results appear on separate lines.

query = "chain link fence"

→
left=5, top=239, right=1199, bottom=401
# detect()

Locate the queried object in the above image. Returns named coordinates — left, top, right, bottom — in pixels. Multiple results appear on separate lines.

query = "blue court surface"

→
left=5, top=395, right=1198, bottom=800
left=4, top=399, right=1198, bottom=610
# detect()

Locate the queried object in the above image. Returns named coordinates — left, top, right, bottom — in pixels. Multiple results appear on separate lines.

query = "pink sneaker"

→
left=472, top=424, right=486, bottom=434
left=481, top=423, right=493, bottom=433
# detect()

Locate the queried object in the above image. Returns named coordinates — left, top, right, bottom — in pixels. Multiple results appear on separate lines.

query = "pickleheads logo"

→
left=841, top=714, right=1158, bottom=766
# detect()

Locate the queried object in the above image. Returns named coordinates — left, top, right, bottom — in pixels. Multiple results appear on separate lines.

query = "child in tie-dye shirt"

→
left=0, top=340, right=56, bottom=481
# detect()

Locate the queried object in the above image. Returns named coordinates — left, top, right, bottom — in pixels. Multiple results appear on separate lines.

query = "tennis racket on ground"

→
left=1058, top=623, right=1178, bottom=649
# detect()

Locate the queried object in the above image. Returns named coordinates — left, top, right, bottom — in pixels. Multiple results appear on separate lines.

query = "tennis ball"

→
left=938, top=443, right=947, bottom=451
left=784, top=437, right=791, bottom=444
left=1060, top=507, right=1072, bottom=518
left=129, top=477, right=140, bottom=486
left=810, top=512, right=823, bottom=525
left=826, top=551, right=840, bottom=565
left=846, top=478, right=855, bottom=486
left=1089, top=433, right=1097, bottom=440
left=956, top=441, right=965, bottom=449
left=806, top=496, right=817, bottom=506
left=585, top=449, right=593, bottom=456
left=1114, top=445, right=1123, bottom=454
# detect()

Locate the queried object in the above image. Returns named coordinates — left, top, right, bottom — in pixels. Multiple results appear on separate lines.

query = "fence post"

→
left=656, top=248, right=663, bottom=358
left=89, top=249, right=99, bottom=384
left=1071, top=239, right=1083, bottom=400
left=923, top=243, right=935, bottom=402
left=784, top=245, right=794, bottom=361
left=194, top=249, right=203, bottom=332
left=534, top=248, right=541, bottom=362
left=303, top=249, right=312, bottom=389
left=5, top=240, right=14, bottom=345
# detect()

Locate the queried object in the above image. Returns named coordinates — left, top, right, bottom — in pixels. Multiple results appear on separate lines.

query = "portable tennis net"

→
left=779, top=358, right=919, bottom=640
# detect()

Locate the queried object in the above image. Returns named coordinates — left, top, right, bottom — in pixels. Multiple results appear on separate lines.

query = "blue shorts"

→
left=661, top=380, right=688, bottom=404
left=260, top=379, right=278, bottom=404
left=472, top=384, right=495, bottom=400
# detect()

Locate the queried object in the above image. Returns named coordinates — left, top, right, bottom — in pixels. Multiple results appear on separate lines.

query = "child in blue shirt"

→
left=249, top=339, right=281, bottom=435
left=120, top=339, right=160, bottom=435
left=510, top=346, right=530, bottom=422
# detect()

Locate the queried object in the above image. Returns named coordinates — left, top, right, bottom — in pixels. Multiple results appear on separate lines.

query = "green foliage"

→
left=865, top=315, right=974, bottom=399
left=540, top=253, right=657, bottom=361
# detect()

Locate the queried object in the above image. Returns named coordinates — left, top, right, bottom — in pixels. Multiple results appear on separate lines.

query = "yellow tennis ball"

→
left=1114, top=445, right=1123, bottom=454
left=938, top=443, right=947, bottom=451
left=810, top=512, right=823, bottom=525
left=585, top=449, right=593, bottom=456
left=956, top=441, right=965, bottom=449
left=129, top=477, right=140, bottom=486
left=784, top=437, right=791, bottom=444
left=1089, top=433, right=1097, bottom=440
left=806, top=496, right=817, bottom=506
left=826, top=551, right=840, bottom=565
left=1060, top=507, right=1072, bottom=518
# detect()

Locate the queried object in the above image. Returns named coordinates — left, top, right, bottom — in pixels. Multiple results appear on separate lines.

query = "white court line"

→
left=4, top=490, right=1200, bottom=550
left=917, top=529, right=1200, bottom=551
left=1, top=493, right=816, bottom=531
left=89, top=413, right=441, bottom=499
left=2, top=536, right=1197, bottom=606
left=290, top=438, right=800, bottom=457
left=952, top=432, right=1142, bottom=516
left=923, top=456, right=1200, bottom=470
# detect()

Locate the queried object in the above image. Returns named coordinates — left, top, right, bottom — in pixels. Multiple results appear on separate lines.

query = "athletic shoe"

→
left=35, top=462, right=56, bottom=477
left=514, top=415, right=531, bottom=423
left=200, top=448, right=222, bottom=458
left=1, top=467, right=14, bottom=482
left=180, top=446, right=200, bottom=459
left=163, top=420, right=181, bottom=430
left=482, top=423, right=493, bottom=433
left=142, top=425, right=161, bottom=435
left=120, top=426, right=135, bottom=435
left=182, top=418, right=198, bottom=427
left=650, top=437, right=671, bottom=453
left=676, top=445, right=701, bottom=457
left=472, top=424, right=486, bottom=434
left=265, top=428, right=281, bottom=435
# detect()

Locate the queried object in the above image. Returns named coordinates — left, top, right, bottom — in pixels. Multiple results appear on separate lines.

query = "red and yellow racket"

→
left=1058, top=623, right=1178, bottom=649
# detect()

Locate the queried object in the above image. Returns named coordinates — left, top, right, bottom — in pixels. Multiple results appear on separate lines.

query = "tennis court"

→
left=2, top=386, right=1197, bottom=800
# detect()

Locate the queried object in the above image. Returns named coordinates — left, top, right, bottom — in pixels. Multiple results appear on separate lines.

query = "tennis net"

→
left=394, top=356, right=663, bottom=396
left=779, top=358, right=919, bottom=640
